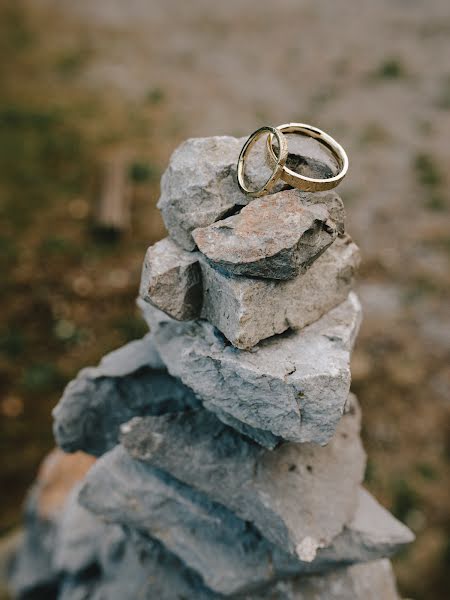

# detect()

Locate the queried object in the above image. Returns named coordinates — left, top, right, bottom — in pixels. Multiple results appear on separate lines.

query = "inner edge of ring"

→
left=267, top=127, right=347, bottom=184
left=240, top=128, right=287, bottom=195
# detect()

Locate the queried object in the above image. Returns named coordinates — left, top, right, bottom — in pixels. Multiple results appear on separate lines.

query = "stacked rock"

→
left=12, top=136, right=414, bottom=600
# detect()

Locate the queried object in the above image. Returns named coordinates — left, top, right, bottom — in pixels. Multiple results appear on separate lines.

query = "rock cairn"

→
left=11, top=135, right=413, bottom=599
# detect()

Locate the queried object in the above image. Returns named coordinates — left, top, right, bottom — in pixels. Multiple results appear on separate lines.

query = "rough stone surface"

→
left=80, top=443, right=409, bottom=595
left=192, top=189, right=342, bottom=280
left=316, top=488, right=414, bottom=567
left=158, top=136, right=248, bottom=250
left=200, top=234, right=360, bottom=349
left=11, top=447, right=410, bottom=600
left=9, top=457, right=214, bottom=600
left=53, top=484, right=105, bottom=576
left=138, top=234, right=359, bottom=349
left=248, top=560, right=400, bottom=600
left=158, top=135, right=340, bottom=250
left=81, top=444, right=298, bottom=595
left=87, top=529, right=215, bottom=600
left=120, top=398, right=366, bottom=556
left=140, top=237, right=202, bottom=320
left=208, top=405, right=280, bottom=449
left=139, top=292, right=362, bottom=444
left=8, top=450, right=96, bottom=599
left=8, top=493, right=58, bottom=598
left=52, top=334, right=200, bottom=456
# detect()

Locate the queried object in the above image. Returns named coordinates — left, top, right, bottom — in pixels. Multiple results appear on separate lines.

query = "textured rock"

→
left=8, top=450, right=96, bottom=599
left=192, top=189, right=342, bottom=280
left=80, top=444, right=298, bottom=595
left=138, top=234, right=358, bottom=349
left=52, top=334, right=200, bottom=456
left=158, top=135, right=340, bottom=250
left=247, top=560, right=400, bottom=600
left=8, top=494, right=58, bottom=598
left=55, top=517, right=402, bottom=600
left=140, top=237, right=202, bottom=320
left=316, top=488, right=414, bottom=567
left=120, top=398, right=366, bottom=556
left=140, top=292, right=362, bottom=444
left=89, top=529, right=215, bottom=600
left=55, top=509, right=213, bottom=600
left=80, top=444, right=408, bottom=596
left=12, top=443, right=407, bottom=600
left=158, top=136, right=248, bottom=250
left=54, top=484, right=105, bottom=576
left=200, top=234, right=360, bottom=349
left=209, top=405, right=280, bottom=448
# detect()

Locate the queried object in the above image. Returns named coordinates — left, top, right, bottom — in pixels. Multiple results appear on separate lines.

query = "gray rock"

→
left=80, top=444, right=296, bottom=595
left=316, top=488, right=414, bottom=567
left=80, top=445, right=410, bottom=595
left=158, top=135, right=340, bottom=250
left=140, top=237, right=202, bottom=320
left=120, top=398, right=365, bottom=556
left=138, top=234, right=358, bottom=349
left=192, top=189, right=341, bottom=280
left=0, top=530, right=22, bottom=600
left=158, top=136, right=249, bottom=250
left=52, top=334, right=200, bottom=456
left=54, top=484, right=106, bottom=576
left=245, top=559, right=400, bottom=600
left=208, top=405, right=280, bottom=449
left=139, top=293, right=362, bottom=444
left=8, top=488, right=59, bottom=598
left=12, top=446, right=407, bottom=599
left=200, top=234, right=360, bottom=349
left=92, top=528, right=216, bottom=600
left=57, top=524, right=216, bottom=600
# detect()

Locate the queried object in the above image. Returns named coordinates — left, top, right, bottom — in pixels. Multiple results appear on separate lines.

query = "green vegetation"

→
left=413, top=152, right=446, bottom=212
left=146, top=87, right=166, bottom=105
left=436, top=75, right=450, bottom=110
left=373, top=58, right=406, bottom=80
left=392, top=479, right=419, bottom=523
left=129, top=160, right=160, bottom=183
left=414, top=153, right=441, bottom=188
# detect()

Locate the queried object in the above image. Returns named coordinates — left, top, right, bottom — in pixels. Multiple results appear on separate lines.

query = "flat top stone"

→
left=192, top=189, right=338, bottom=280
left=143, top=237, right=199, bottom=275
left=96, top=332, right=164, bottom=376
left=140, top=292, right=361, bottom=444
left=120, top=397, right=365, bottom=557
left=52, top=334, right=200, bottom=456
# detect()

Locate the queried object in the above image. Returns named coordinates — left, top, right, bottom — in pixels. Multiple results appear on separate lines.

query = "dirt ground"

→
left=0, top=1, right=449, bottom=598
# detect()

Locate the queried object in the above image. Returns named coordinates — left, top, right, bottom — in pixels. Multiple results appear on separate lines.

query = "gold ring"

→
left=237, top=126, right=288, bottom=198
left=266, top=123, right=348, bottom=192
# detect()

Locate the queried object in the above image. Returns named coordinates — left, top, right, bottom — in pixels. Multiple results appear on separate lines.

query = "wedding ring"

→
left=266, top=123, right=348, bottom=192
left=237, top=126, right=288, bottom=198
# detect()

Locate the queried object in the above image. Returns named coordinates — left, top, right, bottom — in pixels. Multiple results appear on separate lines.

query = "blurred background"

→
left=0, top=1, right=449, bottom=598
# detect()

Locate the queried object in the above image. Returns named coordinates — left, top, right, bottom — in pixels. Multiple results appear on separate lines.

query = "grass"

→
left=436, top=75, right=450, bottom=110
left=413, top=152, right=447, bottom=212
left=414, top=153, right=442, bottom=188
left=373, top=58, right=406, bottom=80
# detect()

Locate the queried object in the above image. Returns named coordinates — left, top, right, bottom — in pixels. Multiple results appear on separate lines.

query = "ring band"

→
left=266, top=123, right=348, bottom=192
left=237, top=126, right=288, bottom=198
